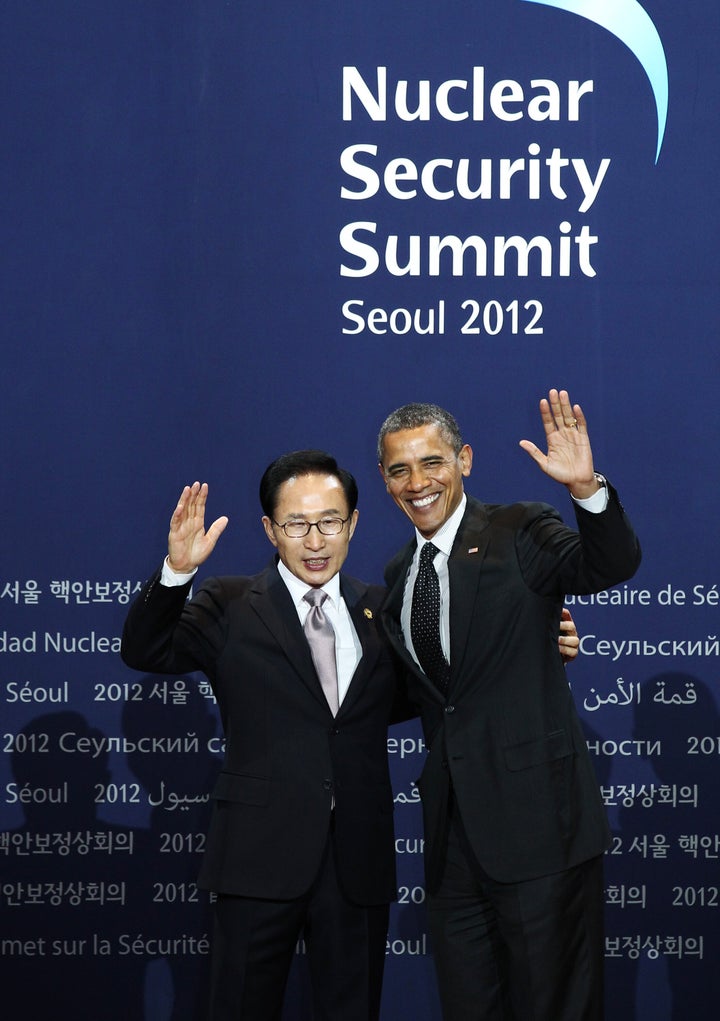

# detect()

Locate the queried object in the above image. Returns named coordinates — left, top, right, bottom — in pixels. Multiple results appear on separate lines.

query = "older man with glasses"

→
left=122, top=449, right=412, bottom=1021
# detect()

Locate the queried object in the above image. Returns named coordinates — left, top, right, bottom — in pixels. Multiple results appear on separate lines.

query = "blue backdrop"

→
left=1, top=2, right=718, bottom=1018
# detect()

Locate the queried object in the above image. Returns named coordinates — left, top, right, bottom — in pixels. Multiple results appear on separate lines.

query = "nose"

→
left=406, top=465, right=430, bottom=491
left=304, top=524, right=326, bottom=550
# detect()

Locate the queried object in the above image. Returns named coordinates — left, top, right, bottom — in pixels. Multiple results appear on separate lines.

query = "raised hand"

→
left=518, top=389, right=599, bottom=499
left=167, top=482, right=228, bottom=574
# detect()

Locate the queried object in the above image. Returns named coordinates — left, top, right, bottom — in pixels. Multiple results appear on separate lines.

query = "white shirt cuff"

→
left=161, top=557, right=198, bottom=586
left=572, top=474, right=609, bottom=514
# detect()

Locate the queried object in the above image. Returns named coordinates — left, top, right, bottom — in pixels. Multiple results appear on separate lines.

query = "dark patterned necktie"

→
left=303, top=589, right=339, bottom=715
left=410, top=542, right=449, bottom=694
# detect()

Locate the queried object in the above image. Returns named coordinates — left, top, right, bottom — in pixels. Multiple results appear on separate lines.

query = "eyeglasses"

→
left=383, top=456, right=458, bottom=485
left=272, top=516, right=350, bottom=538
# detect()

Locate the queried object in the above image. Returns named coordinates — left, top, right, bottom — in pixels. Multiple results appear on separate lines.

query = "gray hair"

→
left=376, top=403, right=464, bottom=463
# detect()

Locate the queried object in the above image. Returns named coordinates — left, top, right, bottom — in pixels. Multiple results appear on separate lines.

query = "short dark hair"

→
left=377, top=403, right=464, bottom=463
left=259, top=450, right=359, bottom=518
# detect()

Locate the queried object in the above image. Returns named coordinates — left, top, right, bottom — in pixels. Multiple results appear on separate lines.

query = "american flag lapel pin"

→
left=468, top=547, right=479, bottom=554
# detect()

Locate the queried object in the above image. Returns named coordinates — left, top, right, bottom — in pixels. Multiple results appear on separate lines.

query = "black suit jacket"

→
left=381, top=486, right=641, bottom=889
left=122, top=562, right=406, bottom=905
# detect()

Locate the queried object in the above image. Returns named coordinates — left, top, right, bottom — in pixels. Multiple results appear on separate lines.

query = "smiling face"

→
left=262, top=472, right=358, bottom=587
left=379, top=424, right=472, bottom=539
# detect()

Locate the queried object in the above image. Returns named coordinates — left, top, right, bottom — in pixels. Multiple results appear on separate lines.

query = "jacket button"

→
left=323, top=779, right=333, bottom=791
left=445, top=704, right=456, bottom=714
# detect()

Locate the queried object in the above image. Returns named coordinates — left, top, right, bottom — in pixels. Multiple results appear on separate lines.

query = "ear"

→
left=261, top=516, right=278, bottom=548
left=459, top=444, right=473, bottom=477
left=347, top=508, right=359, bottom=540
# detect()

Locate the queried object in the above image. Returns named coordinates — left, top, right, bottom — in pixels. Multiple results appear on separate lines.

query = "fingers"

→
left=170, top=482, right=207, bottom=525
left=184, top=481, right=206, bottom=521
left=559, top=607, right=580, bottom=664
left=206, top=516, right=229, bottom=545
left=193, top=481, right=208, bottom=518
left=561, top=643, right=579, bottom=664
left=167, top=483, right=226, bottom=571
left=170, top=486, right=190, bottom=529
left=517, top=438, right=545, bottom=468
left=175, top=482, right=226, bottom=540
left=560, top=607, right=578, bottom=638
left=559, top=626, right=579, bottom=642
left=524, top=388, right=580, bottom=440
left=546, top=389, right=586, bottom=433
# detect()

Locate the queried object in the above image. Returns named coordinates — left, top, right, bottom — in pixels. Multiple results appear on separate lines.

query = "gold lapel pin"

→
left=364, top=608, right=373, bottom=619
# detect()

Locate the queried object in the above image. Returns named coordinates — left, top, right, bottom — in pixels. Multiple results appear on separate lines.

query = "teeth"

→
left=411, top=493, right=439, bottom=508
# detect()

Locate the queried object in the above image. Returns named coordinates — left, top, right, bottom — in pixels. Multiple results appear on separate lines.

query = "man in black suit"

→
left=121, top=450, right=408, bottom=1021
left=377, top=390, right=641, bottom=1021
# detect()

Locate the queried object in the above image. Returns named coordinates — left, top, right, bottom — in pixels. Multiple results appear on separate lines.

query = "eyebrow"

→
left=386, top=454, right=446, bottom=471
left=283, top=509, right=344, bottom=519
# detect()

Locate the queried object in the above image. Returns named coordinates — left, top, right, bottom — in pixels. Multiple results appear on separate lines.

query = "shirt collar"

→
left=277, top=558, right=341, bottom=608
left=415, top=493, right=467, bottom=559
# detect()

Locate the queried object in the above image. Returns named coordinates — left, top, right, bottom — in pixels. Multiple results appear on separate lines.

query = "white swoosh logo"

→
left=521, top=0, right=668, bottom=162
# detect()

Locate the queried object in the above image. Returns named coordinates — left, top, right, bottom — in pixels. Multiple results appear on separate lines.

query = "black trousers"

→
left=207, top=826, right=389, bottom=1021
left=427, top=802, right=605, bottom=1021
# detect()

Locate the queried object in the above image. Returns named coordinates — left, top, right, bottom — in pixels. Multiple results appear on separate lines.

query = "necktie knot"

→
left=304, top=588, right=328, bottom=609
left=420, top=542, right=439, bottom=566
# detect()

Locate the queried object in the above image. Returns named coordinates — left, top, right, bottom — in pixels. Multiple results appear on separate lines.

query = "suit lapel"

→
left=248, top=563, right=329, bottom=708
left=448, top=500, right=491, bottom=686
left=382, top=541, right=414, bottom=631
left=338, top=575, right=381, bottom=716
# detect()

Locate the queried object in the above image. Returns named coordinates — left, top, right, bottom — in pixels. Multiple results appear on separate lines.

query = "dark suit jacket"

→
left=381, top=486, right=641, bottom=889
left=121, top=562, right=406, bottom=905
